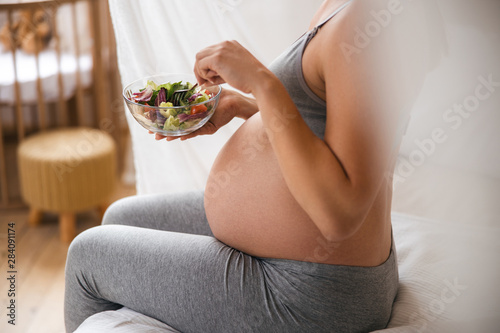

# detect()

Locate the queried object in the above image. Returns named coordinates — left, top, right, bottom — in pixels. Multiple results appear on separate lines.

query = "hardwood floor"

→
left=0, top=181, right=136, bottom=333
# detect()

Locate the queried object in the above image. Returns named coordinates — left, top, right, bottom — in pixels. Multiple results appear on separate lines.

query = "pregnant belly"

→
left=204, top=113, right=322, bottom=259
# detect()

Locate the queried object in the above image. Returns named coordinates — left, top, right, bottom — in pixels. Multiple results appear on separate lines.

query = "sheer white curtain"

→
left=109, top=0, right=323, bottom=195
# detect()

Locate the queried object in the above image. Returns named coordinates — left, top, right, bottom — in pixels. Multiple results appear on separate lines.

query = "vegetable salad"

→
left=129, top=80, right=214, bottom=132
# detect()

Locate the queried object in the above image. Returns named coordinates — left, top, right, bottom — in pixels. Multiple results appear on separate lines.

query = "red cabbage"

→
left=177, top=111, right=209, bottom=123
left=156, top=113, right=166, bottom=126
left=132, top=86, right=153, bottom=102
left=155, top=87, right=167, bottom=106
left=144, top=109, right=157, bottom=122
left=188, top=93, right=202, bottom=103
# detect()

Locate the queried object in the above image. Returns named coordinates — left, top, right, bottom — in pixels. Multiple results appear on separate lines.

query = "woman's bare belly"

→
left=205, top=113, right=392, bottom=266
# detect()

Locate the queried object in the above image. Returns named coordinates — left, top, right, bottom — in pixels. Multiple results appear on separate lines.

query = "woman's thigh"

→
left=102, top=191, right=213, bottom=236
left=65, top=225, right=279, bottom=333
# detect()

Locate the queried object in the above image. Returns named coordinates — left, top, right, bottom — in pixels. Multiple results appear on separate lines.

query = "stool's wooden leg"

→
left=28, top=208, right=43, bottom=226
left=59, top=213, right=76, bottom=243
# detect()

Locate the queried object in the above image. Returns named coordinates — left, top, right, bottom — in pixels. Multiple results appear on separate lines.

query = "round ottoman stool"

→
left=17, top=127, right=117, bottom=243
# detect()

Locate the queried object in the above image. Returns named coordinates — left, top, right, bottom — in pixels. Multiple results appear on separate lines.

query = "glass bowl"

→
left=123, top=74, right=221, bottom=136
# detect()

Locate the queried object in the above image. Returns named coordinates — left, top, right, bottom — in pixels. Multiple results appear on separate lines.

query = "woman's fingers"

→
left=194, top=67, right=210, bottom=86
left=194, top=44, right=230, bottom=86
left=155, top=133, right=166, bottom=140
left=153, top=125, right=214, bottom=142
left=194, top=45, right=218, bottom=85
left=193, top=40, right=267, bottom=94
left=194, top=61, right=222, bottom=86
left=207, top=75, right=225, bottom=86
left=156, top=130, right=204, bottom=142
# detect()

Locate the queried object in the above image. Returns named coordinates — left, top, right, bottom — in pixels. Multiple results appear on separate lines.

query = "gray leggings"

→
left=64, top=191, right=398, bottom=333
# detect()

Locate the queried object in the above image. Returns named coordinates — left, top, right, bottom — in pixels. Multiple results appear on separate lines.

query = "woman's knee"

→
left=65, top=226, right=121, bottom=331
left=102, top=196, right=137, bottom=225
left=66, top=226, right=120, bottom=272
left=66, top=227, right=104, bottom=270
left=65, top=228, right=100, bottom=301
left=65, top=226, right=118, bottom=290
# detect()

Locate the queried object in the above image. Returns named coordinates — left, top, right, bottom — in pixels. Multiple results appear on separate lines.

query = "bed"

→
left=0, top=48, right=93, bottom=106
left=74, top=0, right=500, bottom=331
left=0, top=47, right=93, bottom=132
left=0, top=0, right=96, bottom=120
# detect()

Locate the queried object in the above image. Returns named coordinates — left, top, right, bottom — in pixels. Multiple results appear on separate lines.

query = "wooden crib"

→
left=0, top=0, right=127, bottom=209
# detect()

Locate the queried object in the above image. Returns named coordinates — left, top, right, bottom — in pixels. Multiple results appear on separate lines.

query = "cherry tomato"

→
left=191, top=104, right=208, bottom=115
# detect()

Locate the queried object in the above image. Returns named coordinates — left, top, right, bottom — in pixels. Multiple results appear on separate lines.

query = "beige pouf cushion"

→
left=17, top=127, right=116, bottom=242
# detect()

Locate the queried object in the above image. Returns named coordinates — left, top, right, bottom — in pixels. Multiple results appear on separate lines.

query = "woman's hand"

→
left=153, top=40, right=268, bottom=141
left=193, top=40, right=271, bottom=94
left=153, top=88, right=259, bottom=141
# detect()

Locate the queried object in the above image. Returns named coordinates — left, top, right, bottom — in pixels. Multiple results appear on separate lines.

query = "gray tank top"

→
left=268, top=0, right=353, bottom=139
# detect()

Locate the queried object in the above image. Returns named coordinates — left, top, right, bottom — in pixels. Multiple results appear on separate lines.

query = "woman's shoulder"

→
left=319, top=0, right=434, bottom=106
left=320, top=0, right=444, bottom=66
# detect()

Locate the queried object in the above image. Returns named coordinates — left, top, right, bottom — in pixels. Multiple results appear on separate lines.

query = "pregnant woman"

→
left=65, top=0, right=442, bottom=332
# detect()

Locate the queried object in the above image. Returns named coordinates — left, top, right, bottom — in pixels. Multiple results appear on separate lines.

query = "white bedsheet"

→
left=75, top=307, right=180, bottom=333
left=75, top=212, right=500, bottom=333
left=0, top=48, right=93, bottom=105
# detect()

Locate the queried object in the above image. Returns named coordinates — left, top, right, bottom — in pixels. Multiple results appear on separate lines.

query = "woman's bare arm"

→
left=193, top=1, right=424, bottom=242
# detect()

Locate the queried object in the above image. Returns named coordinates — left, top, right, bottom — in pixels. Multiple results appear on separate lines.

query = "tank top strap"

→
left=309, top=0, right=354, bottom=40
left=316, top=0, right=354, bottom=29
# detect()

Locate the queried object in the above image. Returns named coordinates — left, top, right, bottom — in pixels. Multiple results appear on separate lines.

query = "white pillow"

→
left=75, top=306, right=181, bottom=333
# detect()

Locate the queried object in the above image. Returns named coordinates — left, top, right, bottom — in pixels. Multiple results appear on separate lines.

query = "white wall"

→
left=392, top=0, right=500, bottom=226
